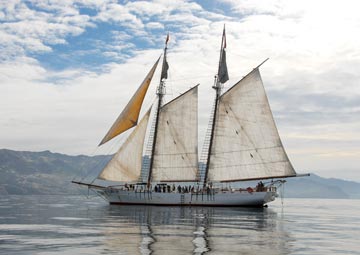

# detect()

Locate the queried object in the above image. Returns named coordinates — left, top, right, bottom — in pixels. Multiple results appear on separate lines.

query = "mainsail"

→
left=99, top=58, right=160, bottom=146
left=98, top=108, right=151, bottom=182
left=207, top=68, right=296, bottom=182
left=151, top=86, right=199, bottom=182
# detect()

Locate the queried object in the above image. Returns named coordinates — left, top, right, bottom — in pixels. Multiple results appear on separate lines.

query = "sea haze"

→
left=0, top=195, right=359, bottom=254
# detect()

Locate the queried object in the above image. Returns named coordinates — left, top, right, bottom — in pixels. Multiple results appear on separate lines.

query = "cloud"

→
left=145, top=22, right=164, bottom=30
left=0, top=0, right=94, bottom=63
left=125, top=1, right=167, bottom=16
left=0, top=56, right=46, bottom=81
left=93, top=3, right=144, bottom=28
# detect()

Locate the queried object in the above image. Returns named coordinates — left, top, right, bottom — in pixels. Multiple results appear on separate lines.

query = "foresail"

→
left=207, top=68, right=296, bottom=182
left=99, top=57, right=160, bottom=146
left=151, top=86, right=199, bottom=182
left=98, top=108, right=151, bottom=182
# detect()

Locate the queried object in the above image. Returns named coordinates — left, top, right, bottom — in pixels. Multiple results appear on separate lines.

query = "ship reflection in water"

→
left=102, top=204, right=291, bottom=254
left=2, top=196, right=359, bottom=254
left=0, top=196, right=292, bottom=255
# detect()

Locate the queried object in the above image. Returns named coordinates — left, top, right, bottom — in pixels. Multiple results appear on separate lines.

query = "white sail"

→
left=207, top=68, right=296, bottom=182
left=151, top=86, right=199, bottom=182
left=98, top=108, right=151, bottom=182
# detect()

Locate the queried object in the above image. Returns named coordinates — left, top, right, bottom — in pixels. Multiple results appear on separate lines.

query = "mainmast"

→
left=203, top=26, right=229, bottom=186
left=147, top=34, right=169, bottom=188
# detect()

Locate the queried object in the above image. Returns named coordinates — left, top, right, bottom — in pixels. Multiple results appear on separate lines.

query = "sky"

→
left=1, top=0, right=360, bottom=181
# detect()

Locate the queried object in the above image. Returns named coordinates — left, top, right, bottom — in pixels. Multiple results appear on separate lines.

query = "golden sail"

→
left=99, top=57, right=160, bottom=145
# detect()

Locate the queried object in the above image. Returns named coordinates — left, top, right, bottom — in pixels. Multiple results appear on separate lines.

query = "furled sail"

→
left=151, top=86, right=199, bottom=182
left=207, top=68, right=296, bottom=182
left=98, top=108, right=151, bottom=182
left=99, top=57, right=160, bottom=146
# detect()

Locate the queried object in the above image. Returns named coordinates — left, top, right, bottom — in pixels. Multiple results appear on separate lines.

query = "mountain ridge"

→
left=0, top=149, right=359, bottom=199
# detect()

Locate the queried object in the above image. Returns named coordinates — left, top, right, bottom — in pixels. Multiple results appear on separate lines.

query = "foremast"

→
left=147, top=34, right=169, bottom=188
left=203, top=26, right=229, bottom=187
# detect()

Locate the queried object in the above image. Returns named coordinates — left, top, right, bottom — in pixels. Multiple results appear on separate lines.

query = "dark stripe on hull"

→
left=109, top=202, right=266, bottom=208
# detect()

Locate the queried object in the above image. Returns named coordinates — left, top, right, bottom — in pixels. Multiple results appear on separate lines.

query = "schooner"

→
left=73, top=28, right=308, bottom=207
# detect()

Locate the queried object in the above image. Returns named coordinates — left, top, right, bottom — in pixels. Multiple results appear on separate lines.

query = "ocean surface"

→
left=0, top=195, right=359, bottom=255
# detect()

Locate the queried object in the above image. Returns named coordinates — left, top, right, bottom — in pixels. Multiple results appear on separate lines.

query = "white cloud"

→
left=111, top=30, right=132, bottom=41
left=94, top=3, right=143, bottom=28
left=0, top=0, right=94, bottom=61
left=0, top=56, right=46, bottom=81
left=145, top=22, right=164, bottom=30
left=126, top=1, right=167, bottom=16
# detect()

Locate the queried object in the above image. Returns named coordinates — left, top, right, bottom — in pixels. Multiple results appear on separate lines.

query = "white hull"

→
left=94, top=188, right=277, bottom=207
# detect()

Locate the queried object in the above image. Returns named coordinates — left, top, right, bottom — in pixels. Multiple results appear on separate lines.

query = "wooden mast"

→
left=203, top=26, right=227, bottom=187
left=147, top=34, right=169, bottom=188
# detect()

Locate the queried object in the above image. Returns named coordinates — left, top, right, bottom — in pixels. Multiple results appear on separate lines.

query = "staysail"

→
left=99, top=58, right=160, bottom=146
left=98, top=108, right=151, bottom=182
left=151, top=86, right=199, bottom=182
left=207, top=68, right=296, bottom=182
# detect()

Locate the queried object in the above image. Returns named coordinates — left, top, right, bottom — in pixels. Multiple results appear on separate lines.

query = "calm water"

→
left=0, top=195, right=359, bottom=255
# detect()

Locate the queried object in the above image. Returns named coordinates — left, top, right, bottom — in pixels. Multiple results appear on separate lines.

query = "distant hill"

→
left=284, top=174, right=360, bottom=199
left=0, top=149, right=359, bottom=199
left=0, top=149, right=111, bottom=195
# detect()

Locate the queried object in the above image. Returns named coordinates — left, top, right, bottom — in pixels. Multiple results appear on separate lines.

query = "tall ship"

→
left=73, top=28, right=308, bottom=207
